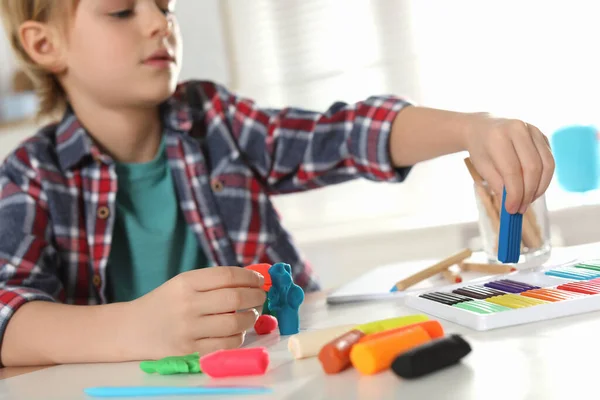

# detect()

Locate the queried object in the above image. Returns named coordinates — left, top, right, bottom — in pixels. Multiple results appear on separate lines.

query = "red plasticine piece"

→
left=245, top=264, right=272, bottom=292
left=254, top=315, right=278, bottom=335
left=199, top=347, right=269, bottom=378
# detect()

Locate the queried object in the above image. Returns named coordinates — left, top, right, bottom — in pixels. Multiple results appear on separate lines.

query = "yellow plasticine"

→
left=524, top=298, right=549, bottom=305
left=510, top=294, right=548, bottom=306
left=486, top=295, right=531, bottom=309
left=354, top=315, right=429, bottom=335
left=487, top=294, right=549, bottom=308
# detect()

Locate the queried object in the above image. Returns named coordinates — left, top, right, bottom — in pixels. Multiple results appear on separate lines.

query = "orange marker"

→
left=245, top=263, right=272, bottom=291
left=360, top=320, right=444, bottom=344
left=349, top=326, right=431, bottom=375
left=318, top=329, right=366, bottom=374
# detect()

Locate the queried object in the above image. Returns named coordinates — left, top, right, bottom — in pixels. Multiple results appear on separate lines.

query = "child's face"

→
left=61, top=0, right=181, bottom=108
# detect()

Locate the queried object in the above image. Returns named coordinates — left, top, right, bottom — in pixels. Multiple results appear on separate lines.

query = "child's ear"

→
left=18, top=21, right=67, bottom=74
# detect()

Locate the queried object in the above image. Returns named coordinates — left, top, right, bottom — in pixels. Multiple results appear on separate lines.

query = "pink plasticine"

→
left=199, top=347, right=269, bottom=378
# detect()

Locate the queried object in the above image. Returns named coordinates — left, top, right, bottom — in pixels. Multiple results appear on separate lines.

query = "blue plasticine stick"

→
left=497, top=187, right=522, bottom=263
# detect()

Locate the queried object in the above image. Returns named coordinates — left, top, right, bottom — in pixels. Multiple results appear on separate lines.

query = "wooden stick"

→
left=521, top=215, right=543, bottom=250
left=392, top=248, right=472, bottom=291
left=464, top=158, right=485, bottom=185
left=524, top=207, right=543, bottom=246
left=460, top=262, right=517, bottom=274
left=466, top=158, right=501, bottom=247
left=475, top=185, right=500, bottom=233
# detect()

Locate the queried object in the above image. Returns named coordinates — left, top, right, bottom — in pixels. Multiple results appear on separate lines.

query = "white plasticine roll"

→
left=287, top=324, right=356, bottom=359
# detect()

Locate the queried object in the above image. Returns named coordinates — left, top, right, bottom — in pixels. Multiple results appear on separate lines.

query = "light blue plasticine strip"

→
left=545, top=270, right=598, bottom=280
left=84, top=386, right=273, bottom=397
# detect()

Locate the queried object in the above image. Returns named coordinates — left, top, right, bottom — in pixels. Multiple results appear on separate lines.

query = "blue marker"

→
left=84, top=385, right=273, bottom=397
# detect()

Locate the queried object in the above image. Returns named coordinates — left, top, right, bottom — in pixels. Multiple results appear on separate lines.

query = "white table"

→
left=1, top=242, right=600, bottom=400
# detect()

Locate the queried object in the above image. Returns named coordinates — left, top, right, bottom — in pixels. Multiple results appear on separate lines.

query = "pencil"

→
left=392, top=248, right=472, bottom=291
left=460, top=262, right=517, bottom=274
left=441, top=268, right=462, bottom=284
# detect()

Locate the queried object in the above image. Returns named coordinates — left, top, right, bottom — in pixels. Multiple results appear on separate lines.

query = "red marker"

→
left=200, top=347, right=269, bottom=378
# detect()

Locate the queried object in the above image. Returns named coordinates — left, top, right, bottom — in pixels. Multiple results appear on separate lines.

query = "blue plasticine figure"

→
left=267, top=262, right=304, bottom=335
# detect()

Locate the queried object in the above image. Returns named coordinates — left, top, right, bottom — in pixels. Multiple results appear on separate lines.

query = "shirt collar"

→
left=55, top=90, right=194, bottom=171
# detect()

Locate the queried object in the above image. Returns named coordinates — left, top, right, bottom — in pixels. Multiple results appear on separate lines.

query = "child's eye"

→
left=109, top=9, right=134, bottom=19
left=159, top=8, right=172, bottom=16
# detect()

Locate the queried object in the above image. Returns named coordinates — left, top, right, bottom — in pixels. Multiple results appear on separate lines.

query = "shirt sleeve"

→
left=197, top=81, right=413, bottom=194
left=0, top=148, right=61, bottom=362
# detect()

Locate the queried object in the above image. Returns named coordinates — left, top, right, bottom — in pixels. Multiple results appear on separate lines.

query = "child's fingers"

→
left=530, top=128, right=555, bottom=201
left=510, top=125, right=543, bottom=213
left=489, top=134, right=524, bottom=214
left=196, top=287, right=266, bottom=315
left=188, top=266, right=264, bottom=292
left=194, top=333, right=246, bottom=356
left=472, top=159, right=504, bottom=197
left=195, top=309, right=259, bottom=338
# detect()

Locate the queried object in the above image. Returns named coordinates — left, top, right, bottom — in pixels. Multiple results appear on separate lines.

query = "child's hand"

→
left=464, top=113, right=555, bottom=214
left=127, top=267, right=266, bottom=360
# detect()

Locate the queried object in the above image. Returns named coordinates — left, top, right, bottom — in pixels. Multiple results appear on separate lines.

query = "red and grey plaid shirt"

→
left=0, top=80, right=411, bottom=346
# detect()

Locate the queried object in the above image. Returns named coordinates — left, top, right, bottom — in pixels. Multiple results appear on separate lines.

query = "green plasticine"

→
left=453, top=302, right=491, bottom=314
left=140, top=353, right=202, bottom=375
left=574, top=263, right=600, bottom=272
left=453, top=300, right=510, bottom=314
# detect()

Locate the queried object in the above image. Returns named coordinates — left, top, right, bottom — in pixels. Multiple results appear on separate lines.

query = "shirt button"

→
left=97, top=206, right=110, bottom=219
left=211, top=179, right=224, bottom=192
left=93, top=274, right=101, bottom=287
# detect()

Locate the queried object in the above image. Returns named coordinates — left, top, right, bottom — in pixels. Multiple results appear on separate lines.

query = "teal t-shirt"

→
left=107, top=135, right=209, bottom=302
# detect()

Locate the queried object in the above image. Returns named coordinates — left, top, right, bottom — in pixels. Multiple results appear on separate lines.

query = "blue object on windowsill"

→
left=0, top=91, right=38, bottom=123
left=551, top=125, right=600, bottom=193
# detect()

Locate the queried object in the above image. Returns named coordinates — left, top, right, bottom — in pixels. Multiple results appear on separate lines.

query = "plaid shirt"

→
left=0, top=80, right=411, bottom=346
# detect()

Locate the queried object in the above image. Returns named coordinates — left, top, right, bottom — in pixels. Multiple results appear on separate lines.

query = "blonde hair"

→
left=0, top=0, right=77, bottom=120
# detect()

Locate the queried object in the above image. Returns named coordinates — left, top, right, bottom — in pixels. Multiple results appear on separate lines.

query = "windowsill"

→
left=283, top=178, right=600, bottom=246
left=0, top=117, right=35, bottom=131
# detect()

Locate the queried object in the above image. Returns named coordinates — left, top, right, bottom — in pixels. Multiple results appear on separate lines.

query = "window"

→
left=220, top=0, right=600, bottom=235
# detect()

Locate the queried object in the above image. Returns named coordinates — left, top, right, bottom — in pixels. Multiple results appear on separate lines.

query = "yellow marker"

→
left=354, top=315, right=429, bottom=335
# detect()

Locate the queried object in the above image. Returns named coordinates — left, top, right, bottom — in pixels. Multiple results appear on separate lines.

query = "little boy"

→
left=0, top=0, right=554, bottom=368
